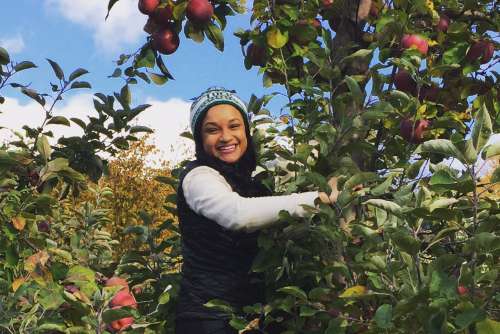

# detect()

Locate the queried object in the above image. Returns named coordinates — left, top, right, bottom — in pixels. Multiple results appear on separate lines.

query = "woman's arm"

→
left=182, top=166, right=318, bottom=232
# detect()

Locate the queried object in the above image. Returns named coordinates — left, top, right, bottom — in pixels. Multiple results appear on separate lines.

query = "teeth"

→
left=219, top=145, right=236, bottom=152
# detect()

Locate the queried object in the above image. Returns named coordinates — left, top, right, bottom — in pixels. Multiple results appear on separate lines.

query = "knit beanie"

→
left=189, top=87, right=249, bottom=136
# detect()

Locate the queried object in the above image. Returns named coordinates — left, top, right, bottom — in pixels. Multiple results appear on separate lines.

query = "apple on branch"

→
left=401, top=34, right=428, bottom=55
left=466, top=40, right=495, bottom=64
left=138, top=0, right=159, bottom=15
left=152, top=28, right=180, bottom=55
left=400, top=118, right=430, bottom=144
left=186, top=0, right=214, bottom=26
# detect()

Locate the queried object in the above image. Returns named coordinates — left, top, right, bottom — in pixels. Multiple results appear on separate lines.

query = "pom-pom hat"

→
left=190, top=87, right=249, bottom=137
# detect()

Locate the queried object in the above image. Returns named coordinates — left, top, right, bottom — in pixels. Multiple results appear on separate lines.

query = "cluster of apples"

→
left=394, top=15, right=495, bottom=144
left=138, top=0, right=214, bottom=55
left=105, top=276, right=138, bottom=332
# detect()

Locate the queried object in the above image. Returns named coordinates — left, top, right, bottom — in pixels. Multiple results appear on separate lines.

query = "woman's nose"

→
left=219, top=128, right=231, bottom=142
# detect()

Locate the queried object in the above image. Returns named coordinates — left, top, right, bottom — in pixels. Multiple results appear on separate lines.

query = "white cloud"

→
left=136, top=97, right=195, bottom=166
left=0, top=35, right=25, bottom=54
left=45, top=0, right=146, bottom=52
left=0, top=94, right=194, bottom=166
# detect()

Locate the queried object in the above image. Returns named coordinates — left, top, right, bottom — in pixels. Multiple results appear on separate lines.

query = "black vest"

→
left=175, top=161, right=265, bottom=320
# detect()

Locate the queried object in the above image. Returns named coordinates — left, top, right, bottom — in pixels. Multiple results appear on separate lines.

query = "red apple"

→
left=106, top=277, right=129, bottom=292
left=291, top=20, right=318, bottom=45
left=186, top=0, right=214, bottom=25
left=394, top=70, right=417, bottom=95
left=138, top=0, right=159, bottom=15
left=400, top=119, right=430, bottom=143
left=419, top=84, right=439, bottom=102
left=37, top=220, right=50, bottom=233
left=110, top=290, right=137, bottom=308
left=152, top=28, right=180, bottom=55
left=322, top=0, right=334, bottom=8
left=369, top=3, right=379, bottom=18
left=401, top=34, right=429, bottom=55
left=457, top=285, right=469, bottom=295
left=152, top=5, right=174, bottom=27
left=466, top=40, right=495, bottom=64
left=247, top=43, right=267, bottom=67
left=437, top=15, right=450, bottom=32
left=109, top=306, right=134, bottom=332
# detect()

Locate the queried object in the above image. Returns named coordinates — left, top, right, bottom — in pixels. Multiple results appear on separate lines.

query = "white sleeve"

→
left=182, top=166, right=318, bottom=232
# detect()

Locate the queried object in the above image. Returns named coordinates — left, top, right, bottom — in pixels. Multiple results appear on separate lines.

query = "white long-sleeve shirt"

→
left=182, top=166, right=318, bottom=232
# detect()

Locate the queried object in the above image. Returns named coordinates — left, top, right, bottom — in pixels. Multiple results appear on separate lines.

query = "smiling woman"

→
left=174, top=87, right=337, bottom=334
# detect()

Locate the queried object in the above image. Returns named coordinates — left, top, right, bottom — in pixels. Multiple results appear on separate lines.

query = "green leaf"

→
left=149, top=73, right=168, bottom=85
left=204, top=299, right=234, bottom=314
left=477, top=318, right=500, bottom=334
left=277, top=286, right=308, bottom=300
left=14, top=61, right=37, bottom=72
left=490, top=166, right=500, bottom=184
left=266, top=27, right=288, bottom=49
left=415, top=139, right=465, bottom=163
left=120, top=84, right=131, bottom=105
left=344, top=172, right=378, bottom=191
left=156, top=55, right=174, bottom=79
left=206, top=22, right=224, bottom=51
left=36, top=135, right=51, bottom=162
left=47, top=116, right=71, bottom=127
left=70, top=81, right=91, bottom=89
left=342, top=49, right=373, bottom=62
left=105, top=0, right=120, bottom=20
left=471, top=104, right=492, bottom=152
left=429, top=198, right=458, bottom=212
left=68, top=68, right=89, bottom=82
left=185, top=21, right=205, bottom=43
left=390, top=231, right=420, bottom=255
left=102, top=307, right=134, bottom=323
left=374, top=304, right=393, bottom=329
left=300, top=305, right=318, bottom=317
left=135, top=47, right=156, bottom=68
left=70, top=117, right=86, bottom=130
left=46, top=58, right=64, bottom=80
left=21, top=87, right=45, bottom=106
left=158, top=291, right=170, bottom=305
left=482, top=142, right=500, bottom=160
left=0, top=47, right=10, bottom=65
left=455, top=309, right=486, bottom=330
left=442, top=42, right=468, bottom=64
left=345, top=76, right=363, bottom=106
left=36, top=323, right=67, bottom=332
left=130, top=126, right=154, bottom=134
left=364, top=199, right=402, bottom=216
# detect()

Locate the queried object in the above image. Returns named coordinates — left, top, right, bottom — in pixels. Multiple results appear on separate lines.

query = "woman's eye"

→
left=230, top=124, right=240, bottom=129
left=206, top=128, right=218, bottom=133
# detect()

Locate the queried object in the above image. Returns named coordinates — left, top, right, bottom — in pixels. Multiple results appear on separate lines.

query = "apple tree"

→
left=107, top=0, right=499, bottom=333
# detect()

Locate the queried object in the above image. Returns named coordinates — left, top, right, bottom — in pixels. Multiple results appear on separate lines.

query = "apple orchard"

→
left=0, top=0, right=499, bottom=333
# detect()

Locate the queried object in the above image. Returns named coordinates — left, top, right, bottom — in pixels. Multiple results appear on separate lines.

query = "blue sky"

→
left=1, top=0, right=498, bottom=170
left=0, top=0, right=284, bottom=163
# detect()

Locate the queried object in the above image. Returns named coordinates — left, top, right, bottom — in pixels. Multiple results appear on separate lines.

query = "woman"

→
left=175, top=87, right=336, bottom=334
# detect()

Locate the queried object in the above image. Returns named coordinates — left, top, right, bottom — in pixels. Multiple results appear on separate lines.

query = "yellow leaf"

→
left=339, top=285, right=367, bottom=298
left=11, top=216, right=26, bottom=231
left=24, top=251, right=50, bottom=272
left=12, top=277, right=26, bottom=292
left=266, top=27, right=288, bottom=49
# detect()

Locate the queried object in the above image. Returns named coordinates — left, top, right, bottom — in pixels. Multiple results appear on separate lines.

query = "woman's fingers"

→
left=327, top=177, right=339, bottom=203
left=318, top=192, right=331, bottom=204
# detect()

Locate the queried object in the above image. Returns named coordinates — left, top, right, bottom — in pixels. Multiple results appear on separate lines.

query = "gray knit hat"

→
left=189, top=86, right=249, bottom=135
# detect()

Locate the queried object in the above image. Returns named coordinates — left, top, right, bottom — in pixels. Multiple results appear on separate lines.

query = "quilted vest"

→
left=175, top=161, right=265, bottom=320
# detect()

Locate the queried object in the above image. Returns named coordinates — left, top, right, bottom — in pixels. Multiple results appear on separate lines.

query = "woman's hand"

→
left=318, top=176, right=339, bottom=205
left=318, top=177, right=363, bottom=205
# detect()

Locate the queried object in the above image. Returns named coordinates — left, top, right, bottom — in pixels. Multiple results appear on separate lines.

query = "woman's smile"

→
left=201, top=104, right=248, bottom=164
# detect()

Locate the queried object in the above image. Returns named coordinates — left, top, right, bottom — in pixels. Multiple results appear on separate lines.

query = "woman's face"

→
left=201, top=104, right=248, bottom=164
